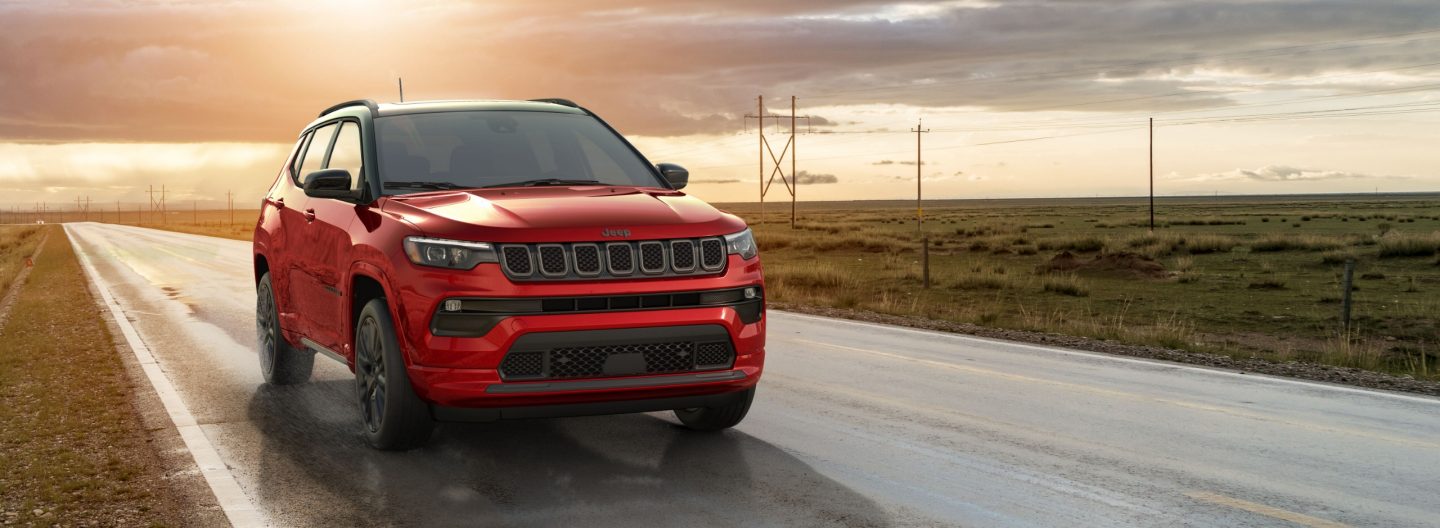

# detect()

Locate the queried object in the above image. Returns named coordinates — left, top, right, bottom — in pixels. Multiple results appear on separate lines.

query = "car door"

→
left=285, top=122, right=338, bottom=347
left=297, top=120, right=365, bottom=351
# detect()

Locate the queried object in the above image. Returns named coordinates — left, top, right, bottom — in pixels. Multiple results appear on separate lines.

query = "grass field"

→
left=726, top=193, right=1440, bottom=380
left=0, top=226, right=187, bottom=525
left=77, top=193, right=1440, bottom=380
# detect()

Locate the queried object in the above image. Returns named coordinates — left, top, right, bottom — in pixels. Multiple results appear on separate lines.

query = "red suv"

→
left=253, top=99, right=764, bottom=450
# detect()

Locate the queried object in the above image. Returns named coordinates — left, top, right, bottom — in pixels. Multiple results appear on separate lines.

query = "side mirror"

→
left=657, top=163, right=688, bottom=190
left=303, top=169, right=359, bottom=200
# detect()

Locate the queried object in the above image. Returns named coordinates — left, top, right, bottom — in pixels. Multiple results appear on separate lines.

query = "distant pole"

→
left=398, top=77, right=405, bottom=103
left=790, top=95, right=797, bottom=229
left=757, top=95, right=764, bottom=225
left=193, top=200, right=197, bottom=223
left=227, top=190, right=234, bottom=226
left=1341, top=258, right=1356, bottom=332
left=913, top=118, right=931, bottom=289
left=1149, top=117, right=1155, bottom=232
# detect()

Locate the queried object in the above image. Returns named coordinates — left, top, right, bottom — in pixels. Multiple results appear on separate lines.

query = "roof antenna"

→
left=397, top=77, right=404, bottom=103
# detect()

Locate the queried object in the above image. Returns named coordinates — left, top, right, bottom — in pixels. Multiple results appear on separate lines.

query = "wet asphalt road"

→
left=65, top=222, right=1440, bottom=527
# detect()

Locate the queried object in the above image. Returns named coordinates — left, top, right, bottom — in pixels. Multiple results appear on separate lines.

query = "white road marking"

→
left=66, top=225, right=264, bottom=528
left=775, top=311, right=1440, bottom=406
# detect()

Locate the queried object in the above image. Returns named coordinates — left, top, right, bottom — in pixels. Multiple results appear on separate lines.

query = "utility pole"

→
left=1149, top=117, right=1155, bottom=232
left=227, top=190, right=234, bottom=226
left=744, top=95, right=811, bottom=228
left=147, top=185, right=168, bottom=225
left=398, top=77, right=405, bottom=103
left=913, top=118, right=931, bottom=289
left=193, top=200, right=197, bottom=223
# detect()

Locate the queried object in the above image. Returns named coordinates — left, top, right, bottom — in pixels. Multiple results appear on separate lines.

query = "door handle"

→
left=303, top=208, right=316, bottom=222
left=268, top=196, right=285, bottom=209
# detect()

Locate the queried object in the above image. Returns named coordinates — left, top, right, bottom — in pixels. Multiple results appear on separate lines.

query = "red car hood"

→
left=380, top=186, right=746, bottom=243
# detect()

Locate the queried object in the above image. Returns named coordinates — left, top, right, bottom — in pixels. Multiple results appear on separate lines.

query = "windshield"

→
left=375, top=111, right=663, bottom=193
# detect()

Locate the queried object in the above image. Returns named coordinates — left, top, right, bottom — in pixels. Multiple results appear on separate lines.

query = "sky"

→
left=2, top=0, right=1439, bottom=210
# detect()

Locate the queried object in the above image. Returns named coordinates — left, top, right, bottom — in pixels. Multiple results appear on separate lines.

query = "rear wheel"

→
left=354, top=298, right=434, bottom=450
left=256, top=273, right=313, bottom=385
left=674, top=387, right=755, bottom=431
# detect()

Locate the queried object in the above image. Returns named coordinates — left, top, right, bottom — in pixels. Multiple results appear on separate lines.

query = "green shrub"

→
left=1320, top=250, right=1355, bottom=265
left=1038, top=236, right=1106, bottom=253
left=1377, top=232, right=1440, bottom=258
left=1042, top=274, right=1089, bottom=297
left=1248, top=279, right=1286, bottom=290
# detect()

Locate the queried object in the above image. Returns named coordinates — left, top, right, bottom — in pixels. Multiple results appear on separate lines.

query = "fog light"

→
left=444, top=299, right=463, bottom=312
left=743, top=287, right=758, bottom=299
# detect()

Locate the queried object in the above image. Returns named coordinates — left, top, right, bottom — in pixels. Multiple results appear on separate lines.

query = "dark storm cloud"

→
left=1, top=1, right=1438, bottom=141
left=795, top=170, right=839, bottom=184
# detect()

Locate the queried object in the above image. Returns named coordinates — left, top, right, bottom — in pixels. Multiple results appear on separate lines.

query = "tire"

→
left=674, top=387, right=755, bottom=431
left=354, top=298, right=434, bottom=450
left=256, top=273, right=314, bottom=385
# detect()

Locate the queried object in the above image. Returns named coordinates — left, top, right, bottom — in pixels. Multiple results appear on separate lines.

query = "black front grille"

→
left=538, top=245, right=566, bottom=276
left=494, top=237, right=725, bottom=282
left=499, top=351, right=543, bottom=378
left=639, top=242, right=666, bottom=274
left=574, top=245, right=601, bottom=275
left=498, top=340, right=734, bottom=381
left=671, top=240, right=696, bottom=271
left=700, top=238, right=725, bottom=270
left=502, top=246, right=532, bottom=276
left=607, top=244, right=634, bottom=275
left=695, top=342, right=732, bottom=368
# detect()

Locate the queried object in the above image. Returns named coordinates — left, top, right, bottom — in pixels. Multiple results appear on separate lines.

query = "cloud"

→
left=2, top=1, right=1439, bottom=141
left=795, top=170, right=839, bottom=184
left=1183, top=165, right=1408, bottom=182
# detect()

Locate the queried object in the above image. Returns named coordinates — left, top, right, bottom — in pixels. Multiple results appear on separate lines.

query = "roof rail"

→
left=318, top=99, right=379, bottom=118
left=529, top=98, right=581, bottom=109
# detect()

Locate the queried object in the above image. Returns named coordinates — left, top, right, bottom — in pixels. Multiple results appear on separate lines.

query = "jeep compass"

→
left=253, top=99, right=763, bottom=450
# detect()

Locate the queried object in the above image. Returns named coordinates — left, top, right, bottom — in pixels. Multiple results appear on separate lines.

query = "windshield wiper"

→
left=482, top=178, right=606, bottom=188
left=383, top=181, right=468, bottom=190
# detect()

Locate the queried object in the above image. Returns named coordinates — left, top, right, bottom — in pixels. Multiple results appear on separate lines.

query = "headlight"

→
left=403, top=236, right=497, bottom=270
left=724, top=228, right=757, bottom=260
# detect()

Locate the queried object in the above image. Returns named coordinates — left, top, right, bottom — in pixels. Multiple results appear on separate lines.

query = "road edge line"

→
left=774, top=310, right=1440, bottom=406
left=64, top=224, right=264, bottom=527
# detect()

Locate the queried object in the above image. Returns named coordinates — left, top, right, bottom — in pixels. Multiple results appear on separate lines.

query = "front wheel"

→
left=354, top=298, right=434, bottom=450
left=256, top=273, right=313, bottom=385
left=674, top=387, right=755, bottom=431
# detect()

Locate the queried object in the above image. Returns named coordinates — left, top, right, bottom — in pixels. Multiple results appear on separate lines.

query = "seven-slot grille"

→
left=498, top=237, right=726, bottom=281
left=499, top=340, right=734, bottom=381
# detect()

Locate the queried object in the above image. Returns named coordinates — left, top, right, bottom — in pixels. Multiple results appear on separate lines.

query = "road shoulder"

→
left=0, top=225, right=222, bottom=526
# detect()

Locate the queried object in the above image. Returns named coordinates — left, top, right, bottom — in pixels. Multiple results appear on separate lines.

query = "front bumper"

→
left=404, top=305, right=764, bottom=409
left=394, top=254, right=765, bottom=410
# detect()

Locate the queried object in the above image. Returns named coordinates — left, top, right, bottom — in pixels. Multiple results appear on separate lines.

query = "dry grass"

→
left=0, top=226, right=44, bottom=293
left=1376, top=231, right=1440, bottom=258
left=1041, top=274, right=1090, bottom=297
left=1250, top=234, right=1348, bottom=252
left=0, top=226, right=188, bottom=526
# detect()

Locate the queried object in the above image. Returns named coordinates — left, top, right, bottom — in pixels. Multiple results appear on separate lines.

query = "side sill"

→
left=300, top=337, right=346, bottom=365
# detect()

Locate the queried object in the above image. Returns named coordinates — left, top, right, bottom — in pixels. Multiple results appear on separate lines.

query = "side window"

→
left=326, top=121, right=364, bottom=191
left=295, top=123, right=337, bottom=185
